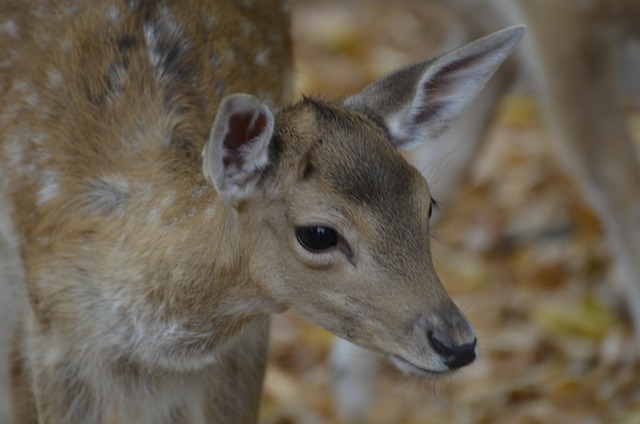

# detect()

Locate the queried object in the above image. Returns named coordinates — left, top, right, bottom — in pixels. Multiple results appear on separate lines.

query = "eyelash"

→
left=429, top=198, right=440, bottom=219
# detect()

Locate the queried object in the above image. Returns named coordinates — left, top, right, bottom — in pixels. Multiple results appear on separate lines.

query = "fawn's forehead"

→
left=289, top=99, right=430, bottom=217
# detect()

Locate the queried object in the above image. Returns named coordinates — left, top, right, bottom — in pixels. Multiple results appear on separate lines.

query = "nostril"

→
left=428, top=331, right=456, bottom=357
left=428, top=332, right=477, bottom=370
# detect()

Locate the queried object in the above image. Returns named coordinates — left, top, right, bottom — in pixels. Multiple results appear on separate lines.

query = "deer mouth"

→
left=388, top=355, right=452, bottom=379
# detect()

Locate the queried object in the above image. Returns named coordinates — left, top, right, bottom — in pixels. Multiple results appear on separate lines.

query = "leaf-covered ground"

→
left=261, top=1, right=640, bottom=423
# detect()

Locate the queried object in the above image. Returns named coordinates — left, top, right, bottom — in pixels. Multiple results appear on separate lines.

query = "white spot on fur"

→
left=62, top=5, right=80, bottom=16
left=83, top=175, right=131, bottom=214
left=126, top=0, right=140, bottom=11
left=143, top=7, right=190, bottom=77
left=46, top=68, right=64, bottom=89
left=0, top=20, right=18, bottom=38
left=107, top=63, right=128, bottom=100
left=190, top=185, right=210, bottom=200
left=180, top=206, right=199, bottom=223
left=255, top=50, right=269, bottom=66
left=23, top=92, right=41, bottom=108
left=10, top=80, right=30, bottom=93
left=215, top=80, right=225, bottom=96
left=147, top=208, right=161, bottom=224
left=209, top=52, right=222, bottom=68
left=242, top=22, right=256, bottom=37
left=31, top=133, right=48, bottom=146
left=42, top=339, right=65, bottom=368
left=0, top=49, right=17, bottom=70
left=201, top=14, right=215, bottom=29
left=205, top=204, right=217, bottom=217
left=143, top=24, right=162, bottom=68
left=126, top=308, right=218, bottom=371
left=161, top=192, right=175, bottom=207
left=106, top=4, right=121, bottom=22
left=37, top=170, right=60, bottom=206
left=3, top=132, right=36, bottom=180
left=224, top=48, right=237, bottom=64
left=59, top=35, right=73, bottom=52
left=4, top=136, right=23, bottom=175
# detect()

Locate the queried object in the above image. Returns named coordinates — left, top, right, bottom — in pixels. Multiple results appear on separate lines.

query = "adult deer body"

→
left=0, top=1, right=522, bottom=422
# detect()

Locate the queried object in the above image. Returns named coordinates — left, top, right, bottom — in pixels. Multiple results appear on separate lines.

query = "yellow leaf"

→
left=534, top=294, right=616, bottom=339
left=497, top=95, right=540, bottom=126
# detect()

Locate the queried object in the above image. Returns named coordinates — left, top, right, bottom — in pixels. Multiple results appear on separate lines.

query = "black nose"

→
left=428, top=332, right=477, bottom=369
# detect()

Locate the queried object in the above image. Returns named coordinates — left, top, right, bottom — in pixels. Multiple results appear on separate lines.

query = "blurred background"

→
left=260, top=1, right=640, bottom=423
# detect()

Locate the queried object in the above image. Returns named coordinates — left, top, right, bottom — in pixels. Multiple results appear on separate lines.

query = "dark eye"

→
left=296, top=226, right=338, bottom=252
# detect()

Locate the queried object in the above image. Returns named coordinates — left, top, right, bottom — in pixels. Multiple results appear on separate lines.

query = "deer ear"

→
left=345, top=25, right=525, bottom=150
left=203, top=94, right=275, bottom=203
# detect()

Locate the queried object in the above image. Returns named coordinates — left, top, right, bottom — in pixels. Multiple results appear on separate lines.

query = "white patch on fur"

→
left=10, top=79, right=30, bottom=93
left=37, top=169, right=60, bottom=206
left=106, top=4, right=121, bottom=22
left=223, top=47, right=237, bottom=64
left=83, top=175, right=131, bottom=214
left=62, top=5, right=80, bottom=17
left=47, top=68, right=64, bottom=89
left=209, top=52, right=222, bottom=68
left=32, top=304, right=212, bottom=423
left=255, top=50, right=269, bottom=66
left=205, top=204, right=217, bottom=217
left=241, top=22, right=256, bottom=37
left=161, top=192, right=175, bottom=207
left=143, top=23, right=162, bottom=69
left=178, top=206, right=199, bottom=224
left=201, top=14, right=216, bottom=29
left=107, top=63, right=128, bottom=99
left=23, top=91, right=41, bottom=109
left=0, top=20, right=19, bottom=38
left=4, top=135, right=23, bottom=172
left=147, top=208, right=161, bottom=224
left=59, top=35, right=73, bottom=52
left=97, top=292, right=219, bottom=372
left=0, top=51, right=16, bottom=70
left=143, top=7, right=190, bottom=78
left=31, top=133, right=48, bottom=146
left=190, top=185, right=211, bottom=200
left=41, top=339, right=66, bottom=368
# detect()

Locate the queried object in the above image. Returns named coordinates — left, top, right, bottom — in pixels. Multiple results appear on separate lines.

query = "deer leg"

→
left=520, top=0, right=640, bottom=340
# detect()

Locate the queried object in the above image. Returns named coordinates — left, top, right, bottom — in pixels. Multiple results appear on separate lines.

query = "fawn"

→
left=0, top=0, right=523, bottom=422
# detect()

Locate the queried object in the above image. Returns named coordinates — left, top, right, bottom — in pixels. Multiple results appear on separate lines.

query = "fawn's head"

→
left=203, top=26, right=524, bottom=377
